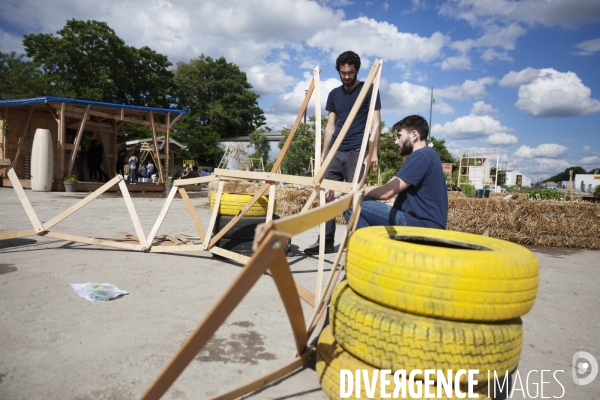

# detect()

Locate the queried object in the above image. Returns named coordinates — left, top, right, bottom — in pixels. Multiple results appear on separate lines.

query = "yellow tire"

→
left=346, top=226, right=539, bottom=321
left=209, top=193, right=270, bottom=217
left=330, top=281, right=523, bottom=384
left=317, top=325, right=491, bottom=400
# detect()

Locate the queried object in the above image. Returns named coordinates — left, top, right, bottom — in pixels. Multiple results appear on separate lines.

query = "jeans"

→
left=344, top=197, right=408, bottom=229
left=323, top=149, right=365, bottom=246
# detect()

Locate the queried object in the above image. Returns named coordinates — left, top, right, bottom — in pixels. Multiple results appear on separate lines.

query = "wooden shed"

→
left=0, top=97, right=186, bottom=189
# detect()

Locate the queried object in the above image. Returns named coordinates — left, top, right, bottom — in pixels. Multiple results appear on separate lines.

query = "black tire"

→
left=217, top=237, right=255, bottom=255
left=214, top=215, right=268, bottom=240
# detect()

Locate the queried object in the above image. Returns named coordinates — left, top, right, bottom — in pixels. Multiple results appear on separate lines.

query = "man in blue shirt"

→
left=342, top=115, right=448, bottom=230
left=304, top=50, right=381, bottom=255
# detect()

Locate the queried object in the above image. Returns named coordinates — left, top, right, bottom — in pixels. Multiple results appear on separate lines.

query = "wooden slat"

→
left=165, top=112, right=170, bottom=178
left=58, top=102, right=66, bottom=178
left=148, top=111, right=164, bottom=183
left=13, top=107, right=34, bottom=169
left=210, top=169, right=354, bottom=192
left=118, top=180, right=149, bottom=249
left=178, top=187, right=206, bottom=242
left=168, top=113, right=183, bottom=128
left=206, top=349, right=315, bottom=400
left=43, top=175, right=122, bottom=230
left=149, top=244, right=206, bottom=253
left=7, top=168, right=44, bottom=232
left=139, top=231, right=289, bottom=400
left=0, top=229, right=37, bottom=241
left=166, top=235, right=182, bottom=245
left=209, top=245, right=251, bottom=263
left=315, top=190, right=326, bottom=306
left=203, top=181, right=224, bottom=249
left=67, top=104, right=91, bottom=177
left=43, top=231, right=143, bottom=251
left=313, top=66, right=322, bottom=174
left=146, top=184, right=178, bottom=246
left=266, top=184, right=276, bottom=222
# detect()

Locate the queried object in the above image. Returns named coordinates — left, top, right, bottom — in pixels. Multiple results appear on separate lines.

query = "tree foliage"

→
left=489, top=167, right=507, bottom=186
left=23, top=19, right=174, bottom=107
left=172, top=55, right=265, bottom=166
left=430, top=137, right=455, bottom=163
left=249, top=127, right=270, bottom=164
left=0, top=51, right=50, bottom=99
left=544, top=166, right=588, bottom=183
left=278, top=119, right=317, bottom=175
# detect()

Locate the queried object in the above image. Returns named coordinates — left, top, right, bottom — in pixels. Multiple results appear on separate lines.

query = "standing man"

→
left=342, top=115, right=448, bottom=230
left=304, top=50, right=381, bottom=255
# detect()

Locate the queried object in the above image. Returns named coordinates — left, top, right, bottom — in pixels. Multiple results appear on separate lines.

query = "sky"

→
left=1, top=0, right=599, bottom=182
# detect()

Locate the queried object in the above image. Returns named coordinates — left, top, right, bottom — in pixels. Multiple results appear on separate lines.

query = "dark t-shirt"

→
left=326, top=81, right=381, bottom=151
left=393, top=147, right=448, bottom=229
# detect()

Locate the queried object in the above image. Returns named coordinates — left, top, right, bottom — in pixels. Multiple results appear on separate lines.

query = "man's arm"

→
left=367, top=109, right=381, bottom=168
left=364, top=176, right=411, bottom=200
left=321, top=111, right=337, bottom=160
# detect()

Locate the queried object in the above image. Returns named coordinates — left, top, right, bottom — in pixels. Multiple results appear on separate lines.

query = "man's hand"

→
left=325, top=189, right=342, bottom=201
left=364, top=153, right=379, bottom=169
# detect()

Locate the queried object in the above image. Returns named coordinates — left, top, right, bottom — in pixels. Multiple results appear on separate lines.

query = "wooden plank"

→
left=203, top=181, right=224, bottom=249
left=149, top=244, right=206, bottom=253
left=352, top=60, right=382, bottom=187
left=300, top=188, right=319, bottom=213
left=118, top=180, right=149, bottom=249
left=139, top=231, right=288, bottom=400
left=67, top=104, right=91, bottom=177
left=146, top=184, right=178, bottom=246
left=43, top=175, right=123, bottom=230
left=266, top=184, right=276, bottom=223
left=43, top=231, right=143, bottom=251
left=148, top=111, right=164, bottom=183
left=174, top=234, right=190, bottom=244
left=173, top=175, right=216, bottom=186
left=44, top=103, right=59, bottom=123
left=211, top=169, right=353, bottom=192
left=13, top=107, right=34, bottom=169
left=313, top=66, right=322, bottom=174
left=315, top=190, right=326, bottom=306
left=166, top=235, right=182, bottom=245
left=168, top=113, right=183, bottom=128
left=206, top=350, right=315, bottom=400
left=209, top=245, right=251, bottom=263
left=0, top=229, right=37, bottom=241
left=58, top=102, right=66, bottom=178
left=7, top=168, right=44, bottom=232
left=119, top=231, right=140, bottom=242
left=178, top=187, right=206, bottom=243
left=165, top=112, right=170, bottom=178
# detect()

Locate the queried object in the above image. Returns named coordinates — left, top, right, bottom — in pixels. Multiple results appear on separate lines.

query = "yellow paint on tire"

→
left=210, top=193, right=271, bottom=216
left=346, top=226, right=539, bottom=321
left=330, top=281, right=523, bottom=384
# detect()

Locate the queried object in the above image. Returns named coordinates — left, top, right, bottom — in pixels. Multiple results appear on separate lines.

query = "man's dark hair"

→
left=336, top=51, right=361, bottom=73
left=192, top=166, right=198, bottom=171
left=392, top=115, right=429, bottom=141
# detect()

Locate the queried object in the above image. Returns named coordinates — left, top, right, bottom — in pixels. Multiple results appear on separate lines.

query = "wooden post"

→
left=313, top=66, right=322, bottom=175
left=67, top=104, right=91, bottom=177
left=13, top=107, right=34, bottom=171
left=148, top=111, right=164, bottom=183
left=6, top=167, right=44, bottom=233
left=58, top=102, right=66, bottom=179
left=165, top=112, right=170, bottom=179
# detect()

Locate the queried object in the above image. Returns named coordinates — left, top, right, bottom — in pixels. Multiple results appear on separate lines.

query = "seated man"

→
left=183, top=165, right=200, bottom=179
left=338, top=115, right=448, bottom=229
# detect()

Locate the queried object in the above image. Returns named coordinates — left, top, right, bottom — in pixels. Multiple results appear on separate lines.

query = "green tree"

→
left=23, top=19, right=173, bottom=107
left=278, top=119, right=316, bottom=175
left=366, top=124, right=402, bottom=184
left=544, top=166, right=587, bottom=183
left=172, top=55, right=265, bottom=166
left=489, top=167, right=507, bottom=186
left=0, top=51, right=50, bottom=99
left=249, top=127, right=270, bottom=164
left=430, top=137, right=455, bottom=163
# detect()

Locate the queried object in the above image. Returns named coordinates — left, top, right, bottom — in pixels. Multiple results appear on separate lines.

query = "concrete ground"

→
left=0, top=187, right=598, bottom=400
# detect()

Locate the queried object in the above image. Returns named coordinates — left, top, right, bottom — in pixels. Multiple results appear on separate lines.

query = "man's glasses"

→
left=339, top=70, right=356, bottom=77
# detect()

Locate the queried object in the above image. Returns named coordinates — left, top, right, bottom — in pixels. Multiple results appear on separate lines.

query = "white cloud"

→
left=574, top=38, right=600, bottom=56
left=499, top=67, right=540, bottom=87
left=513, top=143, right=569, bottom=159
left=380, top=80, right=454, bottom=116
left=306, top=17, right=447, bottom=64
left=582, top=145, right=591, bottom=152
left=481, top=48, right=513, bottom=62
left=504, top=68, right=600, bottom=117
left=441, top=55, right=471, bottom=70
left=485, top=133, right=518, bottom=146
left=436, top=77, right=495, bottom=100
left=433, top=114, right=510, bottom=140
left=471, top=101, right=498, bottom=115
left=0, top=28, right=24, bottom=54
left=580, top=155, right=600, bottom=165
left=438, top=0, right=600, bottom=28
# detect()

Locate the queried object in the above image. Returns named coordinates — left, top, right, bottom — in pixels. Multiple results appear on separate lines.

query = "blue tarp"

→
left=0, top=96, right=186, bottom=115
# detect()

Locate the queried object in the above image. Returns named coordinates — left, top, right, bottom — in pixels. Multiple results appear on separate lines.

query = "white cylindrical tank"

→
left=31, top=129, right=54, bottom=191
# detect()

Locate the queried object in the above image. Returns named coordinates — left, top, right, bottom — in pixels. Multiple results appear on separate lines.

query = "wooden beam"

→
left=178, top=187, right=206, bottom=242
left=315, top=190, right=326, bottom=305
left=149, top=244, right=207, bottom=253
left=148, top=111, right=164, bottom=183
left=165, top=112, right=170, bottom=178
left=42, top=176, right=123, bottom=230
left=266, top=184, right=276, bottom=223
left=313, top=66, right=322, bottom=174
left=118, top=180, right=149, bottom=249
left=139, top=231, right=299, bottom=400
left=43, top=231, right=144, bottom=251
left=7, top=167, right=44, bottom=232
left=203, top=181, right=224, bottom=249
left=146, top=184, right=178, bottom=246
left=66, top=104, right=91, bottom=177
left=0, top=229, right=37, bottom=241
left=45, top=103, right=59, bottom=123
left=13, top=107, right=34, bottom=169
left=58, top=102, right=66, bottom=179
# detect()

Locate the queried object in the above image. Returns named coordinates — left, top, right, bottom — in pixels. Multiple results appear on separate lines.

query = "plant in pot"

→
left=593, top=185, right=600, bottom=199
left=164, top=177, right=173, bottom=197
left=63, top=175, right=78, bottom=192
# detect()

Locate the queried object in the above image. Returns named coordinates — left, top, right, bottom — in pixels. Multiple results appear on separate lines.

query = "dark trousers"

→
left=322, top=149, right=365, bottom=246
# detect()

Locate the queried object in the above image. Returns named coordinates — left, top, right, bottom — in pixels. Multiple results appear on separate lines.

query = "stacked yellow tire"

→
left=316, top=226, right=540, bottom=399
left=210, top=193, right=270, bottom=216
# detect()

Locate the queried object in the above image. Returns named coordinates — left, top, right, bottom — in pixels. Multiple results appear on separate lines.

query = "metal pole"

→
left=429, top=87, right=433, bottom=134
left=303, top=90, right=307, bottom=124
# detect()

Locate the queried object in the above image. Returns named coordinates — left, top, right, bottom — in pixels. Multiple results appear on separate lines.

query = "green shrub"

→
left=461, top=184, right=476, bottom=197
left=594, top=185, right=600, bottom=195
left=528, top=188, right=563, bottom=200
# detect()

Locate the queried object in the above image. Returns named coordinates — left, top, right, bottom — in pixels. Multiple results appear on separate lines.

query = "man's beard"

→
left=399, top=139, right=413, bottom=156
left=342, top=75, right=357, bottom=88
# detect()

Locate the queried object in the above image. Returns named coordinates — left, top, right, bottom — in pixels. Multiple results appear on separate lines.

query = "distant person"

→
left=87, top=140, right=99, bottom=181
left=133, top=145, right=141, bottom=171
left=183, top=166, right=200, bottom=179
left=139, top=163, right=148, bottom=180
left=201, top=168, right=209, bottom=177
left=116, top=143, right=127, bottom=176
left=75, top=142, right=87, bottom=181
left=340, top=115, right=448, bottom=229
left=146, top=161, right=156, bottom=181
left=96, top=141, right=109, bottom=182
left=302, top=167, right=309, bottom=177
left=127, top=156, right=138, bottom=184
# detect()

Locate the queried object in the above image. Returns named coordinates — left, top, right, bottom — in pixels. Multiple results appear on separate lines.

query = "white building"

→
left=505, top=170, right=531, bottom=187
left=574, top=174, right=600, bottom=193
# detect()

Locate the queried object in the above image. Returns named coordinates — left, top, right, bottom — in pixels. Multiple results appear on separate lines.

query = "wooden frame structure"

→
left=0, top=61, right=383, bottom=399
left=457, top=147, right=500, bottom=189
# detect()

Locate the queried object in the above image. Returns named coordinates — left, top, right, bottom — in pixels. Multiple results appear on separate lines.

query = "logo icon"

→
left=572, top=351, right=598, bottom=385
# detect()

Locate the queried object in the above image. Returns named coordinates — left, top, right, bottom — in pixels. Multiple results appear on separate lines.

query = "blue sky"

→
left=1, top=0, right=599, bottom=181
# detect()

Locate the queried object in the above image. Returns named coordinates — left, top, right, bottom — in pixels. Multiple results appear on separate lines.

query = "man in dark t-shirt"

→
left=304, top=50, right=382, bottom=255
left=343, top=115, right=448, bottom=229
